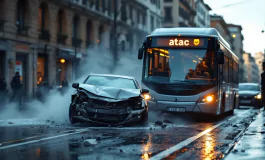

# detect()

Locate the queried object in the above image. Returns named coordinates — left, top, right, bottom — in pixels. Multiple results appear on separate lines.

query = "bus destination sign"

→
left=151, top=37, right=207, bottom=48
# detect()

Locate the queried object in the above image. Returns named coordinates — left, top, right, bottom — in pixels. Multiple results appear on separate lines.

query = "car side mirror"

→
left=141, top=88, right=149, bottom=94
left=218, top=50, right=224, bottom=64
left=138, top=48, right=143, bottom=60
left=72, top=83, right=79, bottom=89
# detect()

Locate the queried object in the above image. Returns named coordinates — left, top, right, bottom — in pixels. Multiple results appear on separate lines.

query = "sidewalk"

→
left=225, top=109, right=265, bottom=160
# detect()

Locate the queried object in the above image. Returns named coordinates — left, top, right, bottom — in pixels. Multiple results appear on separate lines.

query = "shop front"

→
left=37, top=53, right=48, bottom=85
left=15, top=53, right=29, bottom=99
left=56, top=48, right=82, bottom=86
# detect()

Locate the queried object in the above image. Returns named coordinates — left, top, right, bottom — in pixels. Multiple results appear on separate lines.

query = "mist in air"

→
left=0, top=45, right=143, bottom=124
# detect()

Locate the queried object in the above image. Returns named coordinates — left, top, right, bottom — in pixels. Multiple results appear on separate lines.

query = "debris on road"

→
left=84, top=139, right=97, bottom=146
left=161, top=124, right=167, bottom=128
left=8, top=122, right=14, bottom=124
left=155, top=121, right=163, bottom=126
left=163, top=119, right=172, bottom=123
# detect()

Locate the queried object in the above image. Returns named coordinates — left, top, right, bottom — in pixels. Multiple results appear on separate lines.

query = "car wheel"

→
left=69, top=104, right=78, bottom=124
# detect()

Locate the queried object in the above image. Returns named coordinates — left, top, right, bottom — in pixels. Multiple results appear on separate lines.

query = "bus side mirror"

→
left=218, top=50, right=224, bottom=64
left=138, top=48, right=143, bottom=60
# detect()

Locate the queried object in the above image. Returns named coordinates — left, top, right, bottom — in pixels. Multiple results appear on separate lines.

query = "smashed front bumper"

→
left=72, top=105, right=145, bottom=125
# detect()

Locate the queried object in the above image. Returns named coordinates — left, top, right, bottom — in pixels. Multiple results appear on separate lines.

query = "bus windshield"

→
left=143, top=48, right=216, bottom=85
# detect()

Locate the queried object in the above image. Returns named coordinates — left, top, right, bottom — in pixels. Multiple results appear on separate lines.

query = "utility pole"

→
left=112, top=0, right=118, bottom=72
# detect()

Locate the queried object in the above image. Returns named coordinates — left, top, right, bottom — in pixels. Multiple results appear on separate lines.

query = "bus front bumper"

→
left=148, top=100, right=218, bottom=115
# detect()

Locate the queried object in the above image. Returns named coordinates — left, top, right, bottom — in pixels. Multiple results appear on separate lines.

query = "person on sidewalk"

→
left=0, top=76, right=7, bottom=106
left=10, top=72, right=22, bottom=105
left=261, top=62, right=265, bottom=109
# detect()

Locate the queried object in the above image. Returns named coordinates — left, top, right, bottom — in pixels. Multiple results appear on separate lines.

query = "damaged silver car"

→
left=69, top=74, right=150, bottom=125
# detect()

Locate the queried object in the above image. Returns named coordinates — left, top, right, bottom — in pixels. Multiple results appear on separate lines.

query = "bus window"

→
left=229, top=58, right=233, bottom=83
left=144, top=48, right=216, bottom=84
left=224, top=56, right=229, bottom=82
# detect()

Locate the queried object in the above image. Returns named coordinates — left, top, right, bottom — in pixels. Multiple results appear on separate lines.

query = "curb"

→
left=223, top=108, right=263, bottom=157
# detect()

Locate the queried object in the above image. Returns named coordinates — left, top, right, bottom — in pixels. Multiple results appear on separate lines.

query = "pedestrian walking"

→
left=261, top=62, right=265, bottom=109
left=60, top=78, right=69, bottom=96
left=0, top=76, right=7, bottom=106
left=10, top=72, right=22, bottom=105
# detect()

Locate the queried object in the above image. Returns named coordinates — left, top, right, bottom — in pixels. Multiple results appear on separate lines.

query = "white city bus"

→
left=138, top=28, right=239, bottom=116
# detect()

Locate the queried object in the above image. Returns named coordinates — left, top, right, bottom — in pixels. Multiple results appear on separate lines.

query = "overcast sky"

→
left=204, top=0, right=265, bottom=55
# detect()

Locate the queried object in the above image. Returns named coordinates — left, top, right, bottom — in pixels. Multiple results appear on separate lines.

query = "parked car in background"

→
left=69, top=74, right=151, bottom=125
left=238, top=83, right=262, bottom=108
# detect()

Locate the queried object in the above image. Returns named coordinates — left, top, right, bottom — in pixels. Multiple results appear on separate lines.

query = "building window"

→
left=157, top=0, right=160, bottom=8
left=151, top=15, right=154, bottom=31
left=72, top=15, right=82, bottom=47
left=72, top=15, right=79, bottom=39
left=102, top=0, right=105, bottom=11
left=121, top=2, right=127, bottom=22
left=57, top=10, right=63, bottom=34
left=16, top=0, right=26, bottom=27
left=86, top=20, right=93, bottom=47
left=142, top=14, right=146, bottom=26
left=164, top=7, right=172, bottom=22
left=96, top=0, right=99, bottom=10
left=137, top=11, right=141, bottom=23
left=129, top=6, right=133, bottom=20
left=98, top=24, right=104, bottom=45
left=57, top=9, right=68, bottom=44
left=38, top=3, right=46, bottom=31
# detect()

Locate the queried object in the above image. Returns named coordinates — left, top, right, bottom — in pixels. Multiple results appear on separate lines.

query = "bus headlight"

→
left=143, top=94, right=151, bottom=101
left=201, top=95, right=215, bottom=103
left=255, top=94, right=262, bottom=99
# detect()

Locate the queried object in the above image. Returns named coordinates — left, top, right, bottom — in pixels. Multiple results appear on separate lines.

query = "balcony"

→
left=0, top=20, right=6, bottom=32
left=17, top=25, right=30, bottom=36
left=39, top=29, right=50, bottom=41
left=72, top=38, right=83, bottom=47
left=57, top=34, right=68, bottom=45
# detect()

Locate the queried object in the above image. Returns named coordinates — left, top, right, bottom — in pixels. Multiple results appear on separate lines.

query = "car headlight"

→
left=143, top=94, right=151, bottom=101
left=255, top=94, right=262, bottom=99
left=200, top=94, right=215, bottom=103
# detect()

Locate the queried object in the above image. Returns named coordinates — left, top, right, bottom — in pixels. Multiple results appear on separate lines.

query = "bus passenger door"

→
left=219, top=63, right=225, bottom=114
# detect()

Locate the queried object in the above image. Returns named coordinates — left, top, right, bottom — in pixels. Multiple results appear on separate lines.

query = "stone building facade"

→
left=163, top=0, right=196, bottom=27
left=0, top=0, right=161, bottom=99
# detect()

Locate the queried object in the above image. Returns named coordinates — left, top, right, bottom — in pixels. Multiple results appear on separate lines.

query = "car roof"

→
left=89, top=73, right=134, bottom=80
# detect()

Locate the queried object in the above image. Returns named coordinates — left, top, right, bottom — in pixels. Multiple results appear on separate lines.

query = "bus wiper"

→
left=171, top=80, right=197, bottom=85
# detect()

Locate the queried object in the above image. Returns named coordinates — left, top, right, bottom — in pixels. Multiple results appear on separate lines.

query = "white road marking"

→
left=150, top=109, right=252, bottom=160
left=86, top=125, right=188, bottom=130
left=0, top=109, right=251, bottom=151
left=0, top=129, right=87, bottom=150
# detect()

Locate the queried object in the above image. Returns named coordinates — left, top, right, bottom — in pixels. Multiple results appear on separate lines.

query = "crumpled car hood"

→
left=79, top=84, right=141, bottom=100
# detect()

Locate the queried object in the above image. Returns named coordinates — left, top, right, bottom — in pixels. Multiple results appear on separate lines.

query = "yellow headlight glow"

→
left=202, top=95, right=214, bottom=102
left=206, top=96, right=213, bottom=102
left=255, top=94, right=262, bottom=99
left=143, top=94, right=151, bottom=100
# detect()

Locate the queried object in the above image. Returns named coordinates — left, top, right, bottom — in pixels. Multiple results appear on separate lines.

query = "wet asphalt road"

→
left=0, top=106, right=260, bottom=160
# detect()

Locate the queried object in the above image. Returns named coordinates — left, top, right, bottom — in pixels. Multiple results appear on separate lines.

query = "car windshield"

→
left=143, top=48, right=216, bottom=85
left=239, top=84, right=260, bottom=91
left=84, top=76, right=138, bottom=89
